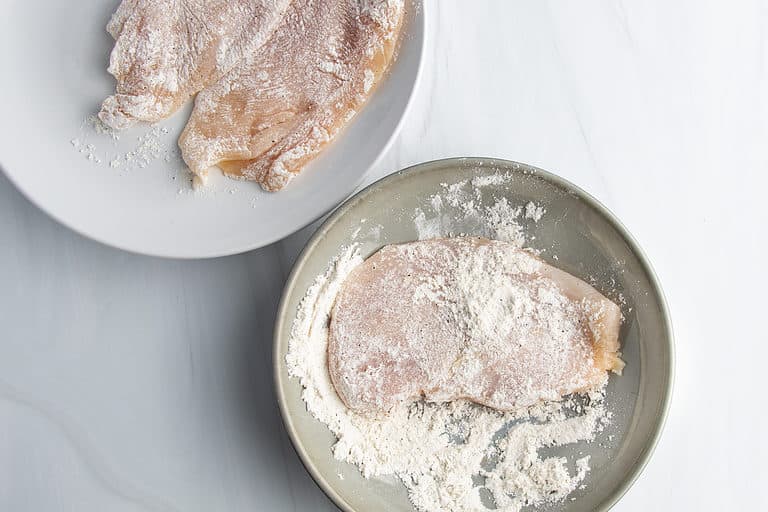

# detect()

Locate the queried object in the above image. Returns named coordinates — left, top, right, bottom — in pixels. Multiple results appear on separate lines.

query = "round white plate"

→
left=0, top=1, right=425, bottom=258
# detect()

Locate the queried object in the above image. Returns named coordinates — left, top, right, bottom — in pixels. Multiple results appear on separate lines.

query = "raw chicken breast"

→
left=328, top=237, right=624, bottom=414
left=178, top=0, right=404, bottom=191
left=98, top=0, right=404, bottom=191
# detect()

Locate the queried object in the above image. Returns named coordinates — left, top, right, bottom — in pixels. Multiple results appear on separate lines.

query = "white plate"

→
left=0, top=1, right=425, bottom=258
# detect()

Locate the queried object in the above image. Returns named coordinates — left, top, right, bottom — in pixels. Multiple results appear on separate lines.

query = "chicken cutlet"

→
left=328, top=237, right=624, bottom=414
left=99, top=0, right=404, bottom=191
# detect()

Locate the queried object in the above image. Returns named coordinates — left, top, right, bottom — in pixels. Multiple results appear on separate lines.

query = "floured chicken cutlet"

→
left=99, top=0, right=405, bottom=191
left=328, top=237, right=625, bottom=414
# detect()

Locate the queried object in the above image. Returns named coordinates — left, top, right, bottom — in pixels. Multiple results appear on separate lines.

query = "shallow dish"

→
left=0, top=0, right=425, bottom=258
left=274, top=157, right=674, bottom=512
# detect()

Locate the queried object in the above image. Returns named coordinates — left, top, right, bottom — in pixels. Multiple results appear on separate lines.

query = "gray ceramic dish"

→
left=274, top=158, right=674, bottom=512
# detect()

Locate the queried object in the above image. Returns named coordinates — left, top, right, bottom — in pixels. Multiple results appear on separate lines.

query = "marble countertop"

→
left=2, top=1, right=766, bottom=510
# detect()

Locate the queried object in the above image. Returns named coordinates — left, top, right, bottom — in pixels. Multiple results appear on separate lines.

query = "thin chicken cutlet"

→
left=328, top=237, right=624, bottom=414
left=99, top=0, right=404, bottom=191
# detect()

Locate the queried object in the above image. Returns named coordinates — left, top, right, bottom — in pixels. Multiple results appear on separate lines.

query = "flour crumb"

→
left=525, top=201, right=546, bottom=221
left=471, top=173, right=508, bottom=188
left=88, top=114, right=120, bottom=141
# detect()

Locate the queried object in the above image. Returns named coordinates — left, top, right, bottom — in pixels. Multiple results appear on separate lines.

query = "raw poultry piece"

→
left=179, top=0, right=404, bottom=190
left=98, top=0, right=405, bottom=191
left=328, top=237, right=624, bottom=414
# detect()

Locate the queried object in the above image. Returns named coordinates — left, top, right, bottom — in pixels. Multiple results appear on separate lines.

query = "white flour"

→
left=71, top=115, right=179, bottom=174
left=412, top=177, right=536, bottom=246
left=524, top=201, right=546, bottom=221
left=287, top=177, right=612, bottom=511
left=70, top=116, right=255, bottom=199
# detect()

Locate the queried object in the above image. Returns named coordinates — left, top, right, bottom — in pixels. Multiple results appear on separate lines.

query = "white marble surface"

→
left=1, top=1, right=767, bottom=510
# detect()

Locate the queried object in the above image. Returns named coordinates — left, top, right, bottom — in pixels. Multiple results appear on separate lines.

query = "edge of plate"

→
left=273, top=157, right=675, bottom=512
left=0, top=0, right=428, bottom=259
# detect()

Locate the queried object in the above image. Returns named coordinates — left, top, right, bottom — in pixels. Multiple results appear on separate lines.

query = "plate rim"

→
left=273, top=156, right=675, bottom=512
left=0, top=0, right=427, bottom=259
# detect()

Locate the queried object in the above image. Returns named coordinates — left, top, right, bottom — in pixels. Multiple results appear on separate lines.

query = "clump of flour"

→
left=287, top=177, right=610, bottom=512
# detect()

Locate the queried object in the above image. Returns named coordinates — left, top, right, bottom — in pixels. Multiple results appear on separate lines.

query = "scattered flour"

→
left=471, top=173, right=509, bottom=188
left=287, top=180, right=612, bottom=512
left=413, top=176, right=544, bottom=247
left=524, top=201, right=546, bottom=221
left=71, top=115, right=269, bottom=202
left=71, top=115, right=181, bottom=175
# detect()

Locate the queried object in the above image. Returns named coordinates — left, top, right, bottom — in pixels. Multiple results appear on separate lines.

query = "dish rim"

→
left=273, top=156, right=675, bottom=512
